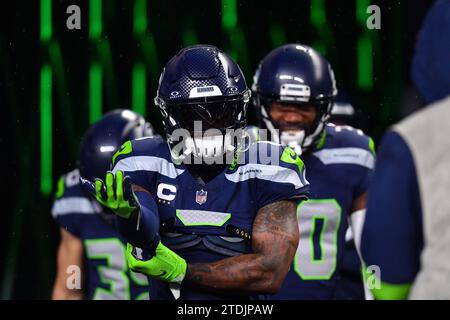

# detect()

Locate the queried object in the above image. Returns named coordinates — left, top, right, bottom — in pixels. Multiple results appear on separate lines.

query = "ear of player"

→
left=80, top=170, right=138, bottom=219
left=126, top=242, right=187, bottom=284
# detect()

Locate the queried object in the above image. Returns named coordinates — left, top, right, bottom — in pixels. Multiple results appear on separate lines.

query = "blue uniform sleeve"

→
left=110, top=139, right=162, bottom=195
left=362, top=131, right=423, bottom=285
left=52, top=210, right=82, bottom=237
left=51, top=171, right=93, bottom=237
left=116, top=191, right=160, bottom=249
left=335, top=127, right=376, bottom=198
left=110, top=138, right=167, bottom=248
left=255, top=144, right=310, bottom=209
left=353, top=136, right=375, bottom=198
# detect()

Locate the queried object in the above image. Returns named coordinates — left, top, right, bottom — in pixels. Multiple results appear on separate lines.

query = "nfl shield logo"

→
left=196, top=189, right=208, bottom=205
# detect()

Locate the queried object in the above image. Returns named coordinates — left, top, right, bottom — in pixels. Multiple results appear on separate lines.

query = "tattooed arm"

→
left=184, top=199, right=299, bottom=294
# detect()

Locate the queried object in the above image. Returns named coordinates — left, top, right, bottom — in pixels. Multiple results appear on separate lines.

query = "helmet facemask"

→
left=156, top=91, right=251, bottom=164
left=256, top=94, right=333, bottom=155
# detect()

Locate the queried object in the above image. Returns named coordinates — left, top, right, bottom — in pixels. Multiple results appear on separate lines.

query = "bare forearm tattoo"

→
left=184, top=200, right=299, bottom=294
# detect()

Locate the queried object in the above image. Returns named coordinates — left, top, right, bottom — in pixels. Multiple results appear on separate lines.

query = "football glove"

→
left=126, top=242, right=187, bottom=284
left=80, top=170, right=137, bottom=219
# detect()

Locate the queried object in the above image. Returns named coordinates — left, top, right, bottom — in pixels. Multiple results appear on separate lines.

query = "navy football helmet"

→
left=79, top=109, right=154, bottom=180
left=154, top=45, right=251, bottom=163
left=252, top=44, right=337, bottom=153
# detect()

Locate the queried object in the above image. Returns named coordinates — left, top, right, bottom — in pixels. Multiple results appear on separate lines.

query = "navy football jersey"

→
left=51, top=169, right=150, bottom=300
left=265, top=124, right=375, bottom=299
left=111, top=136, right=309, bottom=300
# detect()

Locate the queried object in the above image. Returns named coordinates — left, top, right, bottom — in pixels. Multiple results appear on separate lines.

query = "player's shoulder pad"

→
left=54, top=169, right=83, bottom=199
left=111, top=136, right=167, bottom=167
left=313, top=124, right=376, bottom=169
left=52, top=169, right=100, bottom=218
left=229, top=141, right=309, bottom=190
left=324, top=124, right=375, bottom=153
left=111, top=136, right=184, bottom=179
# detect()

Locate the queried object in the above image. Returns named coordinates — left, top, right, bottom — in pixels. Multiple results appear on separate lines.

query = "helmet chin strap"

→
left=280, top=130, right=305, bottom=155
left=261, top=107, right=280, bottom=144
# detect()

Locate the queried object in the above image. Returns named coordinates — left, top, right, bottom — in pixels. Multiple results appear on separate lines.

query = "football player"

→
left=329, top=99, right=369, bottom=299
left=250, top=44, right=375, bottom=299
left=51, top=109, right=154, bottom=300
left=82, top=45, right=310, bottom=300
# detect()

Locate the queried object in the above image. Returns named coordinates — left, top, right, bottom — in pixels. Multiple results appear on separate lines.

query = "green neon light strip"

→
left=182, top=27, right=199, bottom=46
left=222, top=0, right=237, bottom=30
left=98, top=40, right=119, bottom=108
left=40, top=0, right=52, bottom=41
left=312, top=41, right=327, bottom=56
left=132, top=63, right=146, bottom=117
left=310, top=0, right=328, bottom=56
left=310, top=0, right=326, bottom=27
left=134, top=0, right=147, bottom=37
left=89, top=62, right=103, bottom=123
left=270, top=24, right=287, bottom=48
left=40, top=65, right=53, bottom=195
left=357, top=0, right=373, bottom=90
left=356, top=0, right=371, bottom=25
left=49, top=41, right=78, bottom=160
left=229, top=28, right=249, bottom=73
left=142, top=34, right=159, bottom=80
left=89, top=0, right=102, bottom=39
left=357, top=35, right=373, bottom=90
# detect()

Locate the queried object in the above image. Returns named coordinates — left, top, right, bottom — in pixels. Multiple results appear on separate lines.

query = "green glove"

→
left=126, top=242, right=187, bottom=284
left=94, top=170, right=137, bottom=219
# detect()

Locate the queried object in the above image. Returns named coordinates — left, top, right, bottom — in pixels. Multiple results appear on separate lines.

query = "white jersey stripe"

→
left=51, top=197, right=98, bottom=217
left=112, top=156, right=185, bottom=178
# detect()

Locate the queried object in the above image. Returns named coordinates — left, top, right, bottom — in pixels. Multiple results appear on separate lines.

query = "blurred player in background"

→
left=329, top=100, right=356, bottom=127
left=51, top=109, right=155, bottom=300
left=362, top=0, right=450, bottom=300
left=329, top=99, right=368, bottom=299
left=251, top=44, right=375, bottom=299
left=82, top=45, right=309, bottom=300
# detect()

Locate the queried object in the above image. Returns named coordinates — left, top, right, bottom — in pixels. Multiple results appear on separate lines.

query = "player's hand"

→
left=80, top=171, right=138, bottom=219
left=126, top=242, right=187, bottom=284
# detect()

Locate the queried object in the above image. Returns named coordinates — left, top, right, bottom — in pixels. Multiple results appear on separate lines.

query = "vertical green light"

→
left=310, top=0, right=326, bottom=27
left=310, top=0, right=327, bottom=55
left=356, top=0, right=373, bottom=89
left=40, top=0, right=52, bottom=41
left=89, top=63, right=103, bottom=123
left=132, top=63, right=146, bottom=117
left=356, top=0, right=371, bottom=25
left=134, top=0, right=147, bottom=37
left=358, top=36, right=373, bottom=90
left=222, top=0, right=237, bottom=30
left=89, top=0, right=102, bottom=40
left=221, top=0, right=248, bottom=72
left=182, top=27, right=199, bottom=46
left=270, top=24, right=287, bottom=48
left=40, top=65, right=53, bottom=195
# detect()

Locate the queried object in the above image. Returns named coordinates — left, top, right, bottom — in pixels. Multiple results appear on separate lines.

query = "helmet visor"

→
left=166, top=99, right=246, bottom=133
